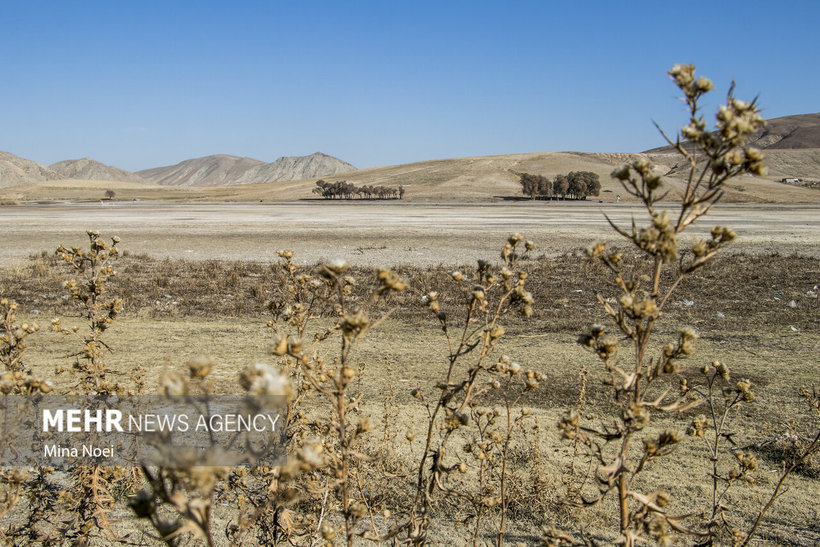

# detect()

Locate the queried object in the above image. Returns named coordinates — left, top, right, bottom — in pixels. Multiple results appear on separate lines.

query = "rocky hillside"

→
left=137, top=152, right=355, bottom=187
left=49, top=157, right=146, bottom=183
left=136, top=155, right=265, bottom=187
left=644, top=113, right=820, bottom=182
left=245, top=152, right=356, bottom=184
left=745, top=113, right=820, bottom=150
left=0, top=151, right=61, bottom=188
left=646, top=113, right=820, bottom=152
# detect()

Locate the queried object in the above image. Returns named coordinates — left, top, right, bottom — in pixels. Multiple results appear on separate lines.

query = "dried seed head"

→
left=187, top=356, right=213, bottom=378
left=586, top=241, right=606, bottom=258
left=321, top=523, right=335, bottom=540
left=736, top=379, right=754, bottom=401
left=272, top=336, right=288, bottom=356
left=611, top=164, right=631, bottom=181
left=321, top=259, right=349, bottom=278
left=239, top=363, right=294, bottom=398
left=596, top=335, right=619, bottom=359
left=160, top=371, right=186, bottom=396
left=624, top=402, right=650, bottom=430
left=659, top=429, right=681, bottom=446
left=668, top=64, right=695, bottom=89
left=688, top=415, right=710, bottom=437
left=350, top=502, right=367, bottom=518
left=341, top=310, right=370, bottom=337
left=663, top=359, right=678, bottom=374
left=692, top=238, right=707, bottom=257
left=695, top=76, right=714, bottom=92
left=377, top=268, right=407, bottom=291
left=715, top=360, right=729, bottom=380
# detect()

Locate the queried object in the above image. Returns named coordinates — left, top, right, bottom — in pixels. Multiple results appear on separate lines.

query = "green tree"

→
left=553, top=174, right=569, bottom=198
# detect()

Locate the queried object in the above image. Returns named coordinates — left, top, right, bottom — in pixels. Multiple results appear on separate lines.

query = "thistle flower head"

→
left=239, top=363, right=294, bottom=399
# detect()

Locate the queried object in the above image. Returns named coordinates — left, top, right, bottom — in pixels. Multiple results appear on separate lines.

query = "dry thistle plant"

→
left=404, top=234, right=540, bottom=545
left=52, top=230, right=124, bottom=394
left=552, top=65, right=769, bottom=546
left=728, top=387, right=820, bottom=547
left=460, top=367, right=536, bottom=546
left=226, top=250, right=408, bottom=546
left=1, top=298, right=40, bottom=374
left=686, top=361, right=758, bottom=543
left=48, top=231, right=133, bottom=544
left=0, top=297, right=52, bottom=399
left=0, top=297, right=54, bottom=543
left=130, top=357, right=234, bottom=547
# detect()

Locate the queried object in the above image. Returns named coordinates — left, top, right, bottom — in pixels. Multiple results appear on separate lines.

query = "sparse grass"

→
left=1, top=251, right=818, bottom=544
left=2, top=250, right=817, bottom=334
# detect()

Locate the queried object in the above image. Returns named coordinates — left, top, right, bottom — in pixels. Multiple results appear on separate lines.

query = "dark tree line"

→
left=313, top=180, right=405, bottom=200
left=519, top=171, right=601, bottom=200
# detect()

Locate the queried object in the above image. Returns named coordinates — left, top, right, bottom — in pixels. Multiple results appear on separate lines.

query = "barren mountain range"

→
left=136, top=152, right=355, bottom=187
left=50, top=157, right=146, bottom=183
left=0, top=113, right=818, bottom=202
left=0, top=151, right=62, bottom=187
left=0, top=152, right=355, bottom=188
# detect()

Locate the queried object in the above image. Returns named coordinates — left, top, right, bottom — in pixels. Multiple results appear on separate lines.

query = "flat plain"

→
left=2, top=201, right=820, bottom=266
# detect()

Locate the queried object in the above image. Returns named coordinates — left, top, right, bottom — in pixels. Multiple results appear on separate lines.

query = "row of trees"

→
left=312, top=180, right=405, bottom=200
left=519, top=171, right=601, bottom=200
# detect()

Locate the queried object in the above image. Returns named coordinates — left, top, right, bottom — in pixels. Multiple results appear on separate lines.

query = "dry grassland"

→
left=2, top=239, right=819, bottom=544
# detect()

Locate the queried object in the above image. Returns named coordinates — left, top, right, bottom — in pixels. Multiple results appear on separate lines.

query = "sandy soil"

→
left=2, top=201, right=820, bottom=267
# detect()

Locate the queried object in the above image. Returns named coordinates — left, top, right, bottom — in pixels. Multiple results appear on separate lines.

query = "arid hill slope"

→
left=137, top=152, right=355, bottom=186
left=0, top=151, right=61, bottom=188
left=644, top=113, right=820, bottom=182
left=50, top=158, right=146, bottom=183
left=2, top=114, right=818, bottom=202
left=2, top=150, right=818, bottom=204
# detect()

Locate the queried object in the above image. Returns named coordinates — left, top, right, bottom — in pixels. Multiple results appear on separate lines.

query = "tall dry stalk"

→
left=556, top=64, right=767, bottom=546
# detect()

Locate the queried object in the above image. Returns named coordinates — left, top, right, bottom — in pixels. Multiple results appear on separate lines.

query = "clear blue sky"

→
left=1, top=0, right=818, bottom=171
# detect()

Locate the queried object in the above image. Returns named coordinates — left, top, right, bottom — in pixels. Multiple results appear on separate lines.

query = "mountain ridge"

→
left=1, top=114, right=817, bottom=199
left=0, top=151, right=62, bottom=188
left=50, top=157, right=146, bottom=183
left=644, top=112, right=820, bottom=153
left=136, top=152, right=356, bottom=187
